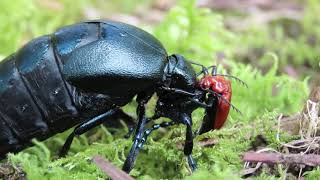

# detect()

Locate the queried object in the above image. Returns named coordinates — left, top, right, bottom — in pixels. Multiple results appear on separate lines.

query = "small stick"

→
left=92, top=156, right=135, bottom=180
left=243, top=152, right=320, bottom=167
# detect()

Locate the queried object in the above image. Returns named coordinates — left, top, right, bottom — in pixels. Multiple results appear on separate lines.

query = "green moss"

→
left=154, top=0, right=238, bottom=62
left=236, top=0, right=320, bottom=70
left=305, top=167, right=320, bottom=180
left=0, top=0, right=88, bottom=57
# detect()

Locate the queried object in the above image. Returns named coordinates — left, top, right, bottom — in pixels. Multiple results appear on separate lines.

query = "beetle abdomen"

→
left=0, top=22, right=110, bottom=154
left=15, top=35, right=80, bottom=130
left=0, top=54, right=50, bottom=154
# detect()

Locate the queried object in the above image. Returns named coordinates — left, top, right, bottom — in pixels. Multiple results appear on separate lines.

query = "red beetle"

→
left=199, top=75, right=232, bottom=129
left=196, top=66, right=244, bottom=134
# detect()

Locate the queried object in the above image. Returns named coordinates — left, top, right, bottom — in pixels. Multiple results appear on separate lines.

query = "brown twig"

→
left=92, top=156, right=135, bottom=180
left=243, top=152, right=320, bottom=167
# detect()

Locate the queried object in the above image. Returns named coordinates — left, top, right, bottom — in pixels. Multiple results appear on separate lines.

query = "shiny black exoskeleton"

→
left=0, top=20, right=220, bottom=173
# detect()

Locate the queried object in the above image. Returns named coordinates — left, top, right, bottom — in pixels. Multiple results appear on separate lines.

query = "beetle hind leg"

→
left=59, top=108, right=119, bottom=157
left=122, top=91, right=153, bottom=173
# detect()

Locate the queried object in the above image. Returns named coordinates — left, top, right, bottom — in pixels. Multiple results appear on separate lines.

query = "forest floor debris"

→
left=243, top=152, right=320, bottom=166
left=92, top=156, right=134, bottom=180
left=0, top=163, right=26, bottom=180
left=242, top=86, right=320, bottom=178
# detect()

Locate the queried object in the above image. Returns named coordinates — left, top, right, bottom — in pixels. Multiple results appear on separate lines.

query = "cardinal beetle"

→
left=0, top=20, right=245, bottom=173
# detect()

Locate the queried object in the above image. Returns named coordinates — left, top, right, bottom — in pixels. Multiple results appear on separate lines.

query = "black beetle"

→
left=0, top=20, right=242, bottom=173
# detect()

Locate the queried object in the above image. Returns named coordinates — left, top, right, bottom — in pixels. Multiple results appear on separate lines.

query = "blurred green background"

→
left=0, top=0, right=319, bottom=179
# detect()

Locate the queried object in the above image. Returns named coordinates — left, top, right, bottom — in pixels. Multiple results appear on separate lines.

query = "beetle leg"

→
left=142, top=121, right=176, bottom=143
left=122, top=121, right=146, bottom=173
left=196, top=96, right=217, bottom=135
left=122, top=121, right=176, bottom=173
left=188, top=97, right=212, bottom=108
left=59, top=108, right=119, bottom=157
left=181, top=114, right=197, bottom=171
left=122, top=91, right=153, bottom=173
left=161, top=87, right=197, bottom=96
left=133, top=92, right=153, bottom=140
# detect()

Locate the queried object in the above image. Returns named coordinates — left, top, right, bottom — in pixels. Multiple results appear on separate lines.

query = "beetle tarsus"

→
left=181, top=114, right=198, bottom=172
left=122, top=138, right=141, bottom=173
left=187, top=155, right=197, bottom=171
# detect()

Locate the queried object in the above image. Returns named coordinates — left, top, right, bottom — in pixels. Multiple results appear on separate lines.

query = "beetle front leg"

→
left=181, top=114, right=197, bottom=171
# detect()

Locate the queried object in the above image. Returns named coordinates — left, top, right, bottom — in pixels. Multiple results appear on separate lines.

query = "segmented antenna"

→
left=189, top=61, right=248, bottom=88
left=187, top=60, right=210, bottom=76
left=207, top=66, right=248, bottom=88
left=214, top=74, right=248, bottom=88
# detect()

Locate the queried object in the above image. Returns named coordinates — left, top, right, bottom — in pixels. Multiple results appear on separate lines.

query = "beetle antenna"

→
left=187, top=60, right=209, bottom=76
left=190, top=62, right=247, bottom=88
left=215, top=74, right=248, bottom=88
left=205, top=66, right=248, bottom=88
left=211, top=66, right=217, bottom=76
left=206, top=89, right=242, bottom=115
left=196, top=69, right=207, bottom=77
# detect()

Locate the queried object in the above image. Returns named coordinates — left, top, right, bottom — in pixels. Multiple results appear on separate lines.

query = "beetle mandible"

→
left=0, top=20, right=244, bottom=173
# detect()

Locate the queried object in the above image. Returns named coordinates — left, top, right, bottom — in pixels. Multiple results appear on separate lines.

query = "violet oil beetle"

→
left=0, top=20, right=245, bottom=173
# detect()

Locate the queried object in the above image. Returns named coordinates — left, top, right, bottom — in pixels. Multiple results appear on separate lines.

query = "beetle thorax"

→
left=163, top=55, right=197, bottom=91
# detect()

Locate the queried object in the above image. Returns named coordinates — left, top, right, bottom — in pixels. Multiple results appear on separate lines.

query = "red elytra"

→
left=198, top=75, right=232, bottom=129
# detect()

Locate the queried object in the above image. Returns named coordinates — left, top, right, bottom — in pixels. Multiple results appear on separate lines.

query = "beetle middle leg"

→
left=122, top=121, right=176, bottom=172
left=59, top=108, right=119, bottom=157
left=122, top=91, right=153, bottom=173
